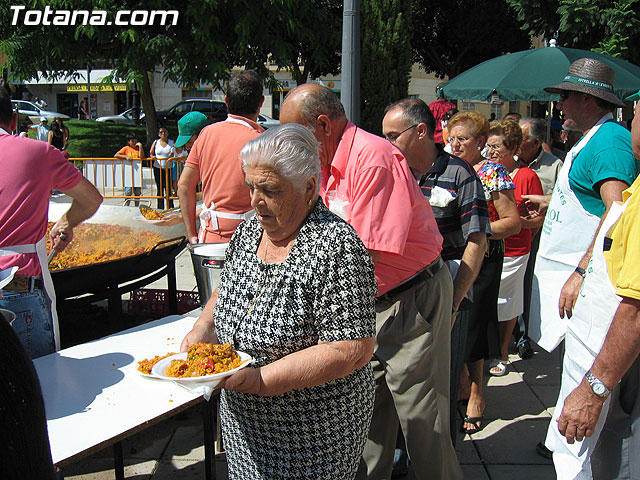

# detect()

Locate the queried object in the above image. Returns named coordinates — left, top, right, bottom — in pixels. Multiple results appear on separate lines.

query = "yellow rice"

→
left=165, top=342, right=243, bottom=378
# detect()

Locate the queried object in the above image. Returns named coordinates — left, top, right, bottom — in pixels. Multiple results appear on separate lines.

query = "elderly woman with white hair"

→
left=181, top=123, right=377, bottom=479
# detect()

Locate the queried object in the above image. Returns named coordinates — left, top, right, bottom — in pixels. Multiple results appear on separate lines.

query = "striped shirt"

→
left=419, top=148, right=492, bottom=261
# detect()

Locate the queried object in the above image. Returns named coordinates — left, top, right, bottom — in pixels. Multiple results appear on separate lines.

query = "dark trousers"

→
left=153, top=166, right=174, bottom=210
left=450, top=307, right=470, bottom=444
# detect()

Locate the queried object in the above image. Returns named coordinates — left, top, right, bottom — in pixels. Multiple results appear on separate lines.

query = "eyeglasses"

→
left=559, top=91, right=572, bottom=102
left=486, top=144, right=504, bottom=151
left=447, top=136, right=470, bottom=144
left=385, top=124, right=418, bottom=143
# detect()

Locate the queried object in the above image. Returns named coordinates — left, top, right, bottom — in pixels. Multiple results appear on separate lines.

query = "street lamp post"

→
left=341, top=0, right=360, bottom=125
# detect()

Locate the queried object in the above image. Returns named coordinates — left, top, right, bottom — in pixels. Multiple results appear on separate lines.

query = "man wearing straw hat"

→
left=556, top=91, right=640, bottom=479
left=528, top=58, right=640, bottom=478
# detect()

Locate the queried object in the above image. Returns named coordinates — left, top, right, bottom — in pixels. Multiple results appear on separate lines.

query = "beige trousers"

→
left=357, top=262, right=462, bottom=480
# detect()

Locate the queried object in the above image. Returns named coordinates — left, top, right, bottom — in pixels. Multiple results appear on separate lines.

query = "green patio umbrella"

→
left=438, top=45, right=640, bottom=102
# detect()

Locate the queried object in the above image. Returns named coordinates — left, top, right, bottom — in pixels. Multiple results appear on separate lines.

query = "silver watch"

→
left=585, top=370, right=611, bottom=399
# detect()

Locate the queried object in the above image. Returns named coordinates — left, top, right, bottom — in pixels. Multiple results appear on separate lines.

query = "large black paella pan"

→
left=47, top=203, right=187, bottom=300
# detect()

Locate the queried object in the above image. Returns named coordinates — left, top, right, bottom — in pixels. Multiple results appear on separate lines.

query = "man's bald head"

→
left=281, top=84, right=346, bottom=131
left=280, top=84, right=349, bottom=166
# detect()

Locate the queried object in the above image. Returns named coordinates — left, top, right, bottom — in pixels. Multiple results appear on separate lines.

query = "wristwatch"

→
left=585, top=370, right=611, bottom=399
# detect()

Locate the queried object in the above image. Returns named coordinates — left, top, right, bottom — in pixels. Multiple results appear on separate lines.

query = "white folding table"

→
left=34, top=311, right=219, bottom=480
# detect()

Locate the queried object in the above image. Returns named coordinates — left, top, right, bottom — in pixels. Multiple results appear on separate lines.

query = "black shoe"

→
left=536, top=441, right=553, bottom=460
left=391, top=448, right=409, bottom=478
left=518, top=341, right=534, bottom=360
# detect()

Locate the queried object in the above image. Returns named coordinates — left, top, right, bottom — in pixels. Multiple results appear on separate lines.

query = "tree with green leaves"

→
left=360, top=0, right=412, bottom=135
left=2, top=0, right=233, bottom=142
left=254, top=0, right=343, bottom=85
left=410, top=0, right=531, bottom=79
left=1, top=0, right=344, bottom=143
left=507, top=0, right=640, bottom=64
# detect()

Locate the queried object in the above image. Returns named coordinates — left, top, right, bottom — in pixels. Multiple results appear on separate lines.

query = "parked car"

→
left=257, top=114, right=280, bottom=129
left=96, top=107, right=145, bottom=124
left=156, top=99, right=227, bottom=124
left=11, top=100, right=70, bottom=126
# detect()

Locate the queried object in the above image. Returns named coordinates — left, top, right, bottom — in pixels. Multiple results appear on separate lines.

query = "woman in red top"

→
left=487, top=120, right=544, bottom=376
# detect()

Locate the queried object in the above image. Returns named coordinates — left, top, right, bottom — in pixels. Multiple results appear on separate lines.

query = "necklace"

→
left=249, top=238, right=271, bottom=313
left=245, top=265, right=269, bottom=315
left=231, top=238, right=276, bottom=347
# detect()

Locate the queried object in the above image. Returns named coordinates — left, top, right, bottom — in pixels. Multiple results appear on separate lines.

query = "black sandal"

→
left=460, top=415, right=484, bottom=434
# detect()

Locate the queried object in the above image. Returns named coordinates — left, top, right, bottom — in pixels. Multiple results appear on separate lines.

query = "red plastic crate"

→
left=128, top=289, right=200, bottom=318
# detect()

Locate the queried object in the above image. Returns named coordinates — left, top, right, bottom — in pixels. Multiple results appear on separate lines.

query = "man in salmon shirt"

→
left=280, top=84, right=462, bottom=480
left=178, top=70, right=265, bottom=245
left=0, top=88, right=102, bottom=359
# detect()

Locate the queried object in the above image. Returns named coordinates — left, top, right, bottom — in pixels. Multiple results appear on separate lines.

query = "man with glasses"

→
left=526, top=58, right=640, bottom=477
left=280, top=84, right=462, bottom=480
left=383, top=98, right=490, bottom=448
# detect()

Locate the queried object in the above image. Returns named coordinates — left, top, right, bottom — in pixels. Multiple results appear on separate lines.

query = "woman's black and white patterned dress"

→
left=215, top=199, right=377, bottom=480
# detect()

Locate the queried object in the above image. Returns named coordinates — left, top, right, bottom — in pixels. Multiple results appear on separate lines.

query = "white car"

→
left=96, top=107, right=145, bottom=124
left=12, top=100, right=70, bottom=125
left=257, top=114, right=280, bottom=129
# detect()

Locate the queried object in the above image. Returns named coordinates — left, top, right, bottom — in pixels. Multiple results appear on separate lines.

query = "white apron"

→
left=546, top=196, right=627, bottom=480
left=0, top=237, right=61, bottom=350
left=529, top=114, right=613, bottom=352
left=197, top=116, right=256, bottom=243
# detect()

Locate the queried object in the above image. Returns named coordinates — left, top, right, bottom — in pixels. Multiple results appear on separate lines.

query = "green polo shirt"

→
left=569, top=121, right=639, bottom=217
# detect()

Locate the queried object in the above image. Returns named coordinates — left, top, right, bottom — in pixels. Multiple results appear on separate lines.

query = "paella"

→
left=46, top=222, right=164, bottom=270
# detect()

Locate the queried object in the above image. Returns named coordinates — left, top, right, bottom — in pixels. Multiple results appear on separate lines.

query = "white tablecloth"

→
left=34, top=312, right=202, bottom=465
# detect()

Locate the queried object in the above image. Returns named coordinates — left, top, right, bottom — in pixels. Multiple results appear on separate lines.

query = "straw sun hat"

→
left=545, top=57, right=625, bottom=107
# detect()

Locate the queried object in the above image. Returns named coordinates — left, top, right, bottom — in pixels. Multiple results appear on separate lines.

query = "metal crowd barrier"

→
left=70, top=156, right=187, bottom=206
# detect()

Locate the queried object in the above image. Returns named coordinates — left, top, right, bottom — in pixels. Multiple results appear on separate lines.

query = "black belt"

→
left=377, top=256, right=444, bottom=302
left=3, top=275, right=44, bottom=292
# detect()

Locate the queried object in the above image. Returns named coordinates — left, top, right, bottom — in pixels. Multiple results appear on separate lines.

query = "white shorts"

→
left=497, top=253, right=529, bottom=322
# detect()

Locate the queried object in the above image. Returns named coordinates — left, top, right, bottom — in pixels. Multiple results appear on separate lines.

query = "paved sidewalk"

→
left=57, top=233, right=562, bottom=479
left=454, top=347, right=562, bottom=479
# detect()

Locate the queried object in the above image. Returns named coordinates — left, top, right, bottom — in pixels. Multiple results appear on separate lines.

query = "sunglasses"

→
left=559, top=91, right=583, bottom=102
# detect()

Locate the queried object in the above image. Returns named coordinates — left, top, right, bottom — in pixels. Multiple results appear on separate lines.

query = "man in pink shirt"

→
left=178, top=71, right=265, bottom=245
left=0, top=89, right=102, bottom=358
left=280, top=84, right=462, bottom=480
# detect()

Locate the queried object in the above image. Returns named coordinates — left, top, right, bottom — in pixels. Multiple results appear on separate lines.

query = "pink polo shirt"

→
left=0, top=133, right=83, bottom=276
left=320, top=122, right=442, bottom=295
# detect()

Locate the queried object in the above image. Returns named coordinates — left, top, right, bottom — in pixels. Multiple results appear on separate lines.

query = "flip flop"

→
left=460, top=415, right=484, bottom=435
left=489, top=359, right=507, bottom=377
